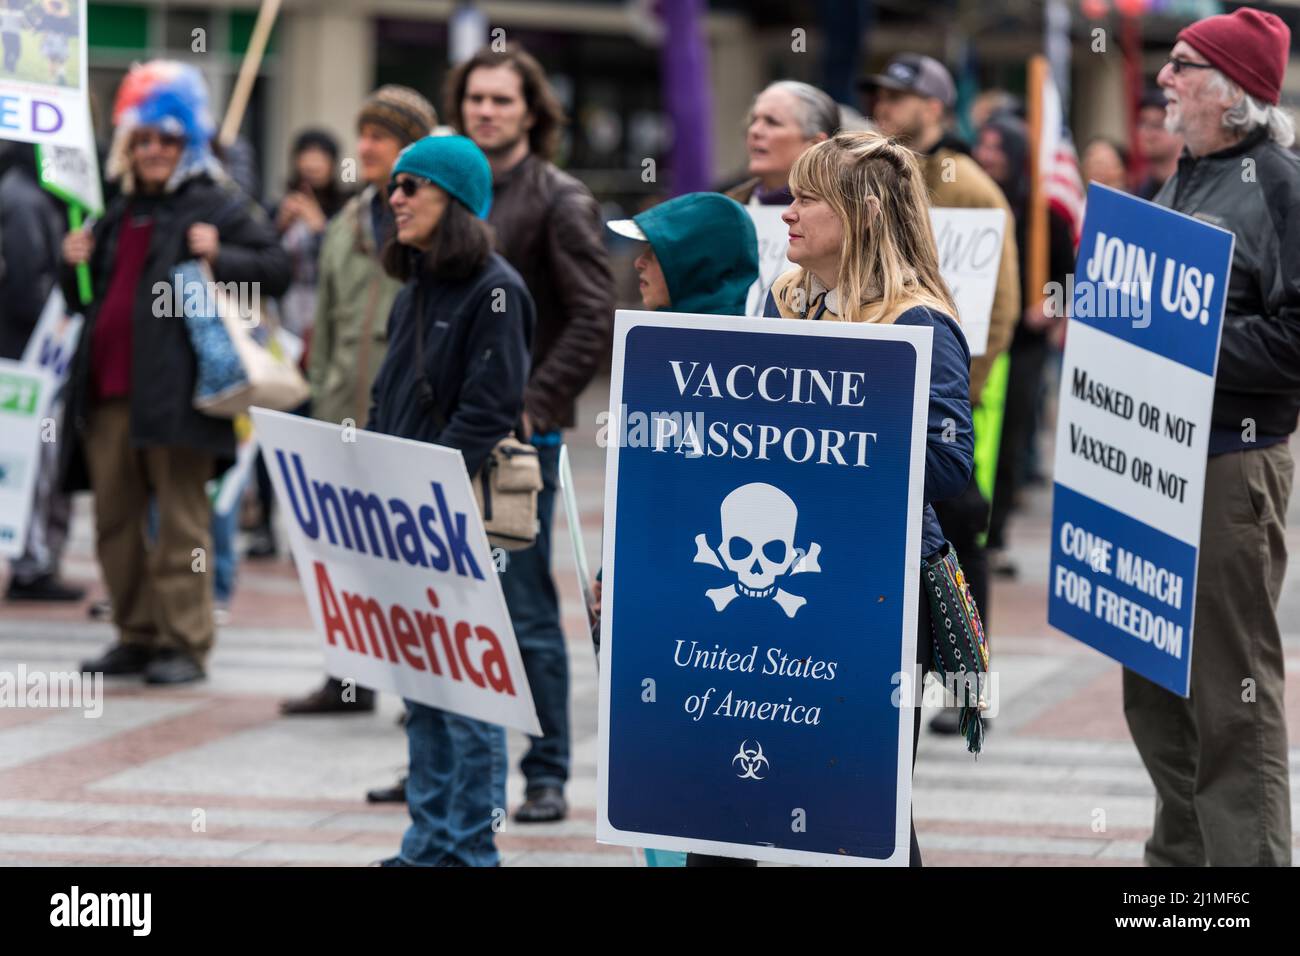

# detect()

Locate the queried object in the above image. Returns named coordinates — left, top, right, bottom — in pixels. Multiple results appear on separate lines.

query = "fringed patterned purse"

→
left=921, top=543, right=990, bottom=754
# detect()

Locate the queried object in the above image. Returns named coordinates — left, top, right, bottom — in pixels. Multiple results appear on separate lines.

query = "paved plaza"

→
left=1, top=384, right=1297, bottom=866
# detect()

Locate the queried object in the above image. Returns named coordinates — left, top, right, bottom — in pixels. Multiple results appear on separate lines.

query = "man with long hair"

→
left=444, top=44, right=615, bottom=824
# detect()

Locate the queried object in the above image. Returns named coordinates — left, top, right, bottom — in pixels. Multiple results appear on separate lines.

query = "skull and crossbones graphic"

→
left=694, top=482, right=821, bottom=619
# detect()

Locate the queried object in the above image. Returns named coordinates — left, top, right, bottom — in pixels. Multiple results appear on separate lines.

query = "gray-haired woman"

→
left=727, top=80, right=840, bottom=206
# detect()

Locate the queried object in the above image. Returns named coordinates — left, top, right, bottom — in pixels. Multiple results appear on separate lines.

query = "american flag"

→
left=1037, top=69, right=1085, bottom=247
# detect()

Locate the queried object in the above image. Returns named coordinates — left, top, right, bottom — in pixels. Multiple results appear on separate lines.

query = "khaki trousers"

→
left=83, top=399, right=215, bottom=663
left=1123, top=442, right=1294, bottom=866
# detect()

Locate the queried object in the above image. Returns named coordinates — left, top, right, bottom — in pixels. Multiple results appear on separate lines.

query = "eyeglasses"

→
left=132, top=131, right=184, bottom=150
left=1165, top=57, right=1215, bottom=75
left=386, top=176, right=431, bottom=198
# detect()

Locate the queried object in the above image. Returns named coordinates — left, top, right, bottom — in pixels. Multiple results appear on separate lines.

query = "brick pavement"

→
left=1, top=383, right=1297, bottom=866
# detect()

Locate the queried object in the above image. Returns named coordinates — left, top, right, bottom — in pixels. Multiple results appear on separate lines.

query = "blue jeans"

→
left=399, top=702, right=507, bottom=867
left=211, top=498, right=239, bottom=603
left=211, top=466, right=252, bottom=603
left=500, top=441, right=570, bottom=791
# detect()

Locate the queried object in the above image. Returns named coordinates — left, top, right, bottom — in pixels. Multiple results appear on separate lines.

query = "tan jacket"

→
left=769, top=269, right=949, bottom=325
left=725, top=177, right=760, bottom=205
left=919, top=145, right=1021, bottom=405
left=307, top=187, right=405, bottom=427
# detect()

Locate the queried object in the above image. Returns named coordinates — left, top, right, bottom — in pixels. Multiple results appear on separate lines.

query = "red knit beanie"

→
left=1177, top=7, right=1291, bottom=106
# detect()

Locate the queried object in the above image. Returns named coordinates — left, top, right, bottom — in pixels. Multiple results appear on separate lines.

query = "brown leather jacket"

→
left=488, top=154, right=615, bottom=433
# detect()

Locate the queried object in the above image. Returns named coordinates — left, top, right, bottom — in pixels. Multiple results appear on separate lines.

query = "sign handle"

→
left=67, top=205, right=92, bottom=306
left=219, top=0, right=283, bottom=147
left=557, top=444, right=599, bottom=659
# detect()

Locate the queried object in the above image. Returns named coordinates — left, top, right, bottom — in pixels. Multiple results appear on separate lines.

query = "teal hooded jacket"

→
left=633, top=192, right=759, bottom=316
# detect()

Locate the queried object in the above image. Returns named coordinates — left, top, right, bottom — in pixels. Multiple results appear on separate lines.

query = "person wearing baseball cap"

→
left=1124, top=6, right=1299, bottom=867
left=859, top=53, right=957, bottom=113
left=865, top=54, right=1020, bottom=741
left=280, top=84, right=437, bottom=723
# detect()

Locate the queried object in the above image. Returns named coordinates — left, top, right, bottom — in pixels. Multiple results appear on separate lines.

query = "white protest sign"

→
left=0, top=1, right=95, bottom=155
left=930, top=207, right=1006, bottom=357
left=250, top=408, right=541, bottom=734
left=743, top=206, right=794, bottom=316
left=37, top=141, right=102, bottom=216
left=21, top=288, right=82, bottom=386
left=744, top=206, right=1005, bottom=355
left=0, top=359, right=55, bottom=558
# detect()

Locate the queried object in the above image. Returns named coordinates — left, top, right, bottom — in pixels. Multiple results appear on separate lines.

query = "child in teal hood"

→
left=607, top=192, right=758, bottom=315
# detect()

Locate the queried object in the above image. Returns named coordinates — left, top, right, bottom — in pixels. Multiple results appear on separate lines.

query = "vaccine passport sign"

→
left=596, top=311, right=932, bottom=865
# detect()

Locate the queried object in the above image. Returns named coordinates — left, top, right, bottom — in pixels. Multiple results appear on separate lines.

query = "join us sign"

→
left=251, top=408, right=540, bottom=734
left=597, top=311, right=931, bottom=865
left=1048, top=184, right=1233, bottom=696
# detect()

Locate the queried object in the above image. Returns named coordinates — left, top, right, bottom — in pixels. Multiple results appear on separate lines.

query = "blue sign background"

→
left=1049, top=485, right=1198, bottom=694
left=1049, top=186, right=1231, bottom=697
left=1070, top=183, right=1232, bottom=377
left=605, top=322, right=922, bottom=859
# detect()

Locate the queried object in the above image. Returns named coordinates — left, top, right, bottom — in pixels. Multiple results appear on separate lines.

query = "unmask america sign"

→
left=251, top=408, right=540, bottom=734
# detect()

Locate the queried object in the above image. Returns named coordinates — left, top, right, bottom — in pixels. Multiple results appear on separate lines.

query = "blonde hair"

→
left=782, top=130, right=956, bottom=324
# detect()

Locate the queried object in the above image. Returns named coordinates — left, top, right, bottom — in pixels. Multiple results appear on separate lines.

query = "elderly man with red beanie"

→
left=1123, top=6, right=1298, bottom=867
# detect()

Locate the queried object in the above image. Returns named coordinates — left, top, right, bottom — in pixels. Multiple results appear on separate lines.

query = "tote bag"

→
left=180, top=259, right=309, bottom=418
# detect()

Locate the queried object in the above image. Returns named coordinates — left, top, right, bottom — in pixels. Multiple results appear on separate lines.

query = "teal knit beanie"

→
left=392, top=134, right=493, bottom=219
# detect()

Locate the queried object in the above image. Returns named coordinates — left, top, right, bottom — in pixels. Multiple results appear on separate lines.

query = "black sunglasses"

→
left=385, top=176, right=431, bottom=198
left=1166, top=57, right=1215, bottom=75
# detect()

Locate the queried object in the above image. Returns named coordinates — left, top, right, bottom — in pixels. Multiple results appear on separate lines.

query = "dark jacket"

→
left=60, top=173, right=291, bottom=491
left=487, top=154, right=613, bottom=434
left=1154, top=126, right=1300, bottom=443
left=0, top=146, right=65, bottom=359
left=366, top=252, right=535, bottom=478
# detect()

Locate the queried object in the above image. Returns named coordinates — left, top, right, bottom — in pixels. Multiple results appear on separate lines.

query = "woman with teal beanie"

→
left=369, top=134, right=536, bottom=867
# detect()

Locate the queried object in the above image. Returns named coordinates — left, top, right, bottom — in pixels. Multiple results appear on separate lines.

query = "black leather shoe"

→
left=366, top=776, right=407, bottom=804
left=6, top=574, right=86, bottom=602
left=80, top=643, right=153, bottom=676
left=929, top=709, right=993, bottom=735
left=143, top=649, right=206, bottom=685
left=928, top=708, right=962, bottom=735
left=514, top=787, right=567, bottom=823
left=245, top=529, right=278, bottom=560
left=281, top=678, right=376, bottom=715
